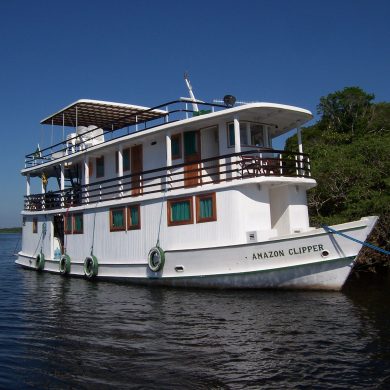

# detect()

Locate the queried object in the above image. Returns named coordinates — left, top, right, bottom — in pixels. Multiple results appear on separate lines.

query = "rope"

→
left=322, top=225, right=390, bottom=256
left=90, top=207, right=97, bottom=256
left=32, top=229, right=45, bottom=257
left=13, top=234, right=21, bottom=255
left=63, top=205, right=72, bottom=254
left=156, top=187, right=169, bottom=247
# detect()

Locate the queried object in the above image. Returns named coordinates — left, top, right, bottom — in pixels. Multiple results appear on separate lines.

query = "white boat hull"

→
left=16, top=216, right=377, bottom=291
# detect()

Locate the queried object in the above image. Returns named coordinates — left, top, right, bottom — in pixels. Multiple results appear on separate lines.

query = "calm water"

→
left=1, top=234, right=389, bottom=389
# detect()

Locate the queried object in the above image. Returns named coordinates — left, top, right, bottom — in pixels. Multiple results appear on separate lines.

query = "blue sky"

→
left=0, top=0, right=389, bottom=227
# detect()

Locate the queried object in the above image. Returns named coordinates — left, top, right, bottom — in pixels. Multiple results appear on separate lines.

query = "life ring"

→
left=36, top=252, right=45, bottom=271
left=59, top=254, right=71, bottom=275
left=148, top=246, right=165, bottom=272
left=84, top=255, right=98, bottom=279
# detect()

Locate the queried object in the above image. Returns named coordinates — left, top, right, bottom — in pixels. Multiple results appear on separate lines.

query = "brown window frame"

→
left=32, top=218, right=38, bottom=234
left=167, top=196, right=194, bottom=227
left=196, top=192, right=217, bottom=223
left=127, top=204, right=141, bottom=230
left=96, top=156, right=105, bottom=178
left=72, top=213, right=84, bottom=234
left=88, top=161, right=93, bottom=178
left=64, top=215, right=72, bottom=234
left=171, top=133, right=182, bottom=160
left=109, top=207, right=127, bottom=232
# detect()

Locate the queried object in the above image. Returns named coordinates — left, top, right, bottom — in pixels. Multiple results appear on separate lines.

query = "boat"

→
left=16, top=77, right=378, bottom=290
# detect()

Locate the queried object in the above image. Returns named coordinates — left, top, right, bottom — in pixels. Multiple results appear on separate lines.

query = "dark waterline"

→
left=1, top=234, right=390, bottom=389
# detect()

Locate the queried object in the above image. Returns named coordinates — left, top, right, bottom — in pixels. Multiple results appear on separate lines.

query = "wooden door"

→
left=184, top=131, right=201, bottom=188
left=131, top=145, right=143, bottom=196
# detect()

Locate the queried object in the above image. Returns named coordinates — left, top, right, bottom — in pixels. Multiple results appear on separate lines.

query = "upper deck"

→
left=22, top=98, right=315, bottom=212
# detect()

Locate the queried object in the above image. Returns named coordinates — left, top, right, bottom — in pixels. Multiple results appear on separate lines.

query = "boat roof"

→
left=40, top=99, right=168, bottom=131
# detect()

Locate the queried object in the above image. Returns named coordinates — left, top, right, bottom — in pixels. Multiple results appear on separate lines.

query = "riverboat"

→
left=16, top=79, right=377, bottom=290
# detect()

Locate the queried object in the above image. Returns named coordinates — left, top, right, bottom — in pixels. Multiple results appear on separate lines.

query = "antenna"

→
left=184, top=72, right=199, bottom=112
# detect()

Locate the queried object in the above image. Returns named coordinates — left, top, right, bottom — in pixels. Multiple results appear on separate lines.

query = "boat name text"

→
left=252, top=244, right=325, bottom=260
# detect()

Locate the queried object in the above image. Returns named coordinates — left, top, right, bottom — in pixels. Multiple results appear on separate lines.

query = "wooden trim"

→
left=109, top=207, right=126, bottom=232
left=72, top=213, right=84, bottom=234
left=64, top=215, right=72, bottom=234
left=171, top=133, right=182, bottom=160
left=32, top=218, right=38, bottom=234
left=167, top=196, right=194, bottom=226
left=196, top=192, right=217, bottom=223
left=88, top=161, right=93, bottom=178
left=127, top=204, right=141, bottom=230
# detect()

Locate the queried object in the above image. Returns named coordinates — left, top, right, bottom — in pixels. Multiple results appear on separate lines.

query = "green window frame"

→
left=96, top=156, right=105, bottom=178
left=115, top=148, right=131, bottom=173
left=171, top=134, right=182, bottom=160
left=196, top=193, right=217, bottom=223
left=73, top=213, right=84, bottom=234
left=110, top=207, right=126, bottom=232
left=123, top=148, right=130, bottom=171
left=167, top=197, right=193, bottom=226
left=128, top=205, right=141, bottom=230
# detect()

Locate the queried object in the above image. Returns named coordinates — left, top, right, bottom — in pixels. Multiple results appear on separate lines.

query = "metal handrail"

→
left=24, top=149, right=312, bottom=211
left=24, top=99, right=226, bottom=167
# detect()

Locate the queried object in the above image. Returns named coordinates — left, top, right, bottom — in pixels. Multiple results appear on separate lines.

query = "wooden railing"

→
left=24, top=149, right=311, bottom=211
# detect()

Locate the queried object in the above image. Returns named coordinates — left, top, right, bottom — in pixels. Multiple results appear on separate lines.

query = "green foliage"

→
left=286, top=88, right=390, bottom=268
left=317, top=86, right=375, bottom=140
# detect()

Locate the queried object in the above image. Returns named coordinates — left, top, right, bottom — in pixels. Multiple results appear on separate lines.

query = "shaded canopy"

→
left=40, top=99, right=167, bottom=131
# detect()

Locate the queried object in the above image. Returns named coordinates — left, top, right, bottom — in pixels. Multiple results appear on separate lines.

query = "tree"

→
left=317, top=86, right=375, bottom=141
left=285, top=87, right=390, bottom=268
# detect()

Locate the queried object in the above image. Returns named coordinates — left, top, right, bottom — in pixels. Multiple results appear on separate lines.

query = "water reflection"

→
left=1, top=234, right=389, bottom=389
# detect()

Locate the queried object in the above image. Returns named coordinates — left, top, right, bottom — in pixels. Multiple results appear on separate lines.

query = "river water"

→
left=1, top=233, right=389, bottom=389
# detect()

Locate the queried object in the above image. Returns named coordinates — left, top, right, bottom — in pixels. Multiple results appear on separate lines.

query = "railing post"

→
left=233, top=115, right=241, bottom=179
left=165, top=132, right=172, bottom=191
left=84, top=156, right=89, bottom=204
left=279, top=153, right=283, bottom=175
left=118, top=146, right=123, bottom=197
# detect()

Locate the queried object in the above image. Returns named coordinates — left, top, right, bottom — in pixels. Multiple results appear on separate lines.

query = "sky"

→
left=0, top=0, right=389, bottom=227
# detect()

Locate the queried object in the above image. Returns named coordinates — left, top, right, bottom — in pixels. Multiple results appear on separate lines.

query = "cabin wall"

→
left=22, top=215, right=53, bottom=258
left=270, top=185, right=309, bottom=235
left=287, top=185, right=309, bottom=233
left=237, top=185, right=273, bottom=236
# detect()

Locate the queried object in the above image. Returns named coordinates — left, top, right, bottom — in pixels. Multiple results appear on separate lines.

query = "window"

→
left=110, top=208, right=126, bottom=231
left=88, top=161, right=93, bottom=177
left=65, top=213, right=83, bottom=234
left=227, top=122, right=264, bottom=147
left=32, top=218, right=38, bottom=233
left=250, top=124, right=264, bottom=146
left=115, top=148, right=131, bottom=173
left=171, top=134, right=182, bottom=160
left=196, top=193, right=217, bottom=223
left=228, top=123, right=248, bottom=147
left=64, top=215, right=72, bottom=234
left=73, top=213, right=84, bottom=234
left=128, top=205, right=141, bottom=230
left=96, top=156, right=105, bottom=178
left=123, top=148, right=130, bottom=171
left=167, top=197, right=193, bottom=226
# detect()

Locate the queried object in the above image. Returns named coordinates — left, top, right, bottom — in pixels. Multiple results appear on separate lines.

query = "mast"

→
left=184, top=72, right=199, bottom=113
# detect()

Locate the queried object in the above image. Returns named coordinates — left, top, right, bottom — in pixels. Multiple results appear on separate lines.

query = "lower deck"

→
left=21, top=180, right=313, bottom=264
